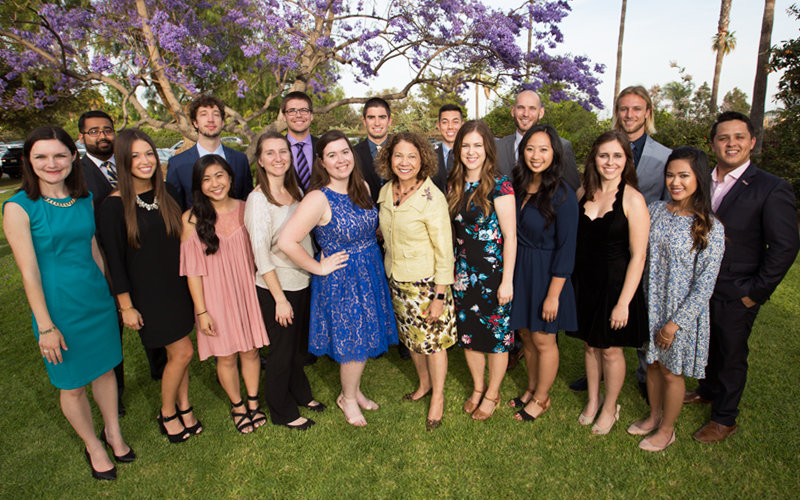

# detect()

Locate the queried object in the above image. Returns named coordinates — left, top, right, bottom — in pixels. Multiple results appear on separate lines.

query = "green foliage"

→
left=721, top=88, right=751, bottom=114
left=378, top=84, right=464, bottom=137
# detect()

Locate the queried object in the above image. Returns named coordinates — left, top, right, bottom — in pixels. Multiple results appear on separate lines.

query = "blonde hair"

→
left=613, top=85, right=657, bottom=135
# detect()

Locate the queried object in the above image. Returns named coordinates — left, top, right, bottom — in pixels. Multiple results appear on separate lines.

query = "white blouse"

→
left=244, top=190, right=313, bottom=291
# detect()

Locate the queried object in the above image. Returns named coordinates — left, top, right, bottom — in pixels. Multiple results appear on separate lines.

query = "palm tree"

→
left=613, top=0, right=627, bottom=103
left=710, top=0, right=735, bottom=113
left=752, top=0, right=776, bottom=154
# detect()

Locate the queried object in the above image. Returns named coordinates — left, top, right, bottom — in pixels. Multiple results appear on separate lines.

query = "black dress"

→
left=98, top=187, right=194, bottom=348
left=568, top=182, right=647, bottom=349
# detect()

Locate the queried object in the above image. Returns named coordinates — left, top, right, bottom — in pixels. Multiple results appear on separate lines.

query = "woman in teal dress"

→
left=2, top=127, right=134, bottom=481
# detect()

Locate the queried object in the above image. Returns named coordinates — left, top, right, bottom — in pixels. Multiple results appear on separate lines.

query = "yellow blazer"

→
left=378, top=177, right=454, bottom=285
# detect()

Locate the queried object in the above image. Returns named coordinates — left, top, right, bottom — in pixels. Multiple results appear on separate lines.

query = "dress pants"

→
left=256, top=286, right=314, bottom=425
left=696, top=297, right=760, bottom=426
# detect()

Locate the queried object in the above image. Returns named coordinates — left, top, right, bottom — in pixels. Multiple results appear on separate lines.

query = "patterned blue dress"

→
left=453, top=176, right=514, bottom=353
left=309, top=188, right=397, bottom=362
left=644, top=202, right=725, bottom=378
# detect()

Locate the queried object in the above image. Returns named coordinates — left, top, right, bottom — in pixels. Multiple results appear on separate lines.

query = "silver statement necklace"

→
left=136, top=194, right=159, bottom=211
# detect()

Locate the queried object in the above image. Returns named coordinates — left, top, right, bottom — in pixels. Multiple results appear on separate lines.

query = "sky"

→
left=341, top=0, right=798, bottom=119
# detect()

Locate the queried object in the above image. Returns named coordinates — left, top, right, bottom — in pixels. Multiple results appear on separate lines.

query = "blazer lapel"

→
left=715, top=163, right=757, bottom=218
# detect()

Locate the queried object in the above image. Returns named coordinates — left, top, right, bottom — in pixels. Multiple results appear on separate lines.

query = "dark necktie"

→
left=101, top=161, right=117, bottom=187
left=446, top=149, right=454, bottom=171
left=294, top=143, right=310, bottom=190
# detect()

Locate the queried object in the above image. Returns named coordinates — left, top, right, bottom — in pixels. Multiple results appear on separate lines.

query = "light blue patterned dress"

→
left=309, top=188, right=398, bottom=362
left=644, top=202, right=725, bottom=378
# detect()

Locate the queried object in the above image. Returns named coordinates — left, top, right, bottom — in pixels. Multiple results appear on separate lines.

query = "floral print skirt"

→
left=389, top=277, right=456, bottom=354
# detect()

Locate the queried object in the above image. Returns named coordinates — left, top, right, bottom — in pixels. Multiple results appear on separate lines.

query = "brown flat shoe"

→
left=683, top=391, right=711, bottom=405
left=693, top=421, right=738, bottom=443
left=401, top=389, right=431, bottom=402
left=425, top=418, right=442, bottom=431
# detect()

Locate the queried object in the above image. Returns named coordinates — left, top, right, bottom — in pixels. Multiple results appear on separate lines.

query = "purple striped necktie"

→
left=294, top=143, right=310, bottom=190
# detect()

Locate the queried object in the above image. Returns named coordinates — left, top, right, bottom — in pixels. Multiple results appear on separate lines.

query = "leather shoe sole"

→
left=683, top=391, right=711, bottom=405
left=692, top=421, right=738, bottom=443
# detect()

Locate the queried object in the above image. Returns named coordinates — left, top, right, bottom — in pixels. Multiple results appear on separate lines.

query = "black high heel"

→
left=157, top=410, right=191, bottom=443
left=176, top=405, right=203, bottom=435
left=100, top=428, right=136, bottom=463
left=84, top=448, right=116, bottom=481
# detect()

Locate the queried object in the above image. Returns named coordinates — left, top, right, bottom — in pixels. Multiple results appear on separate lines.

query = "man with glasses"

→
left=281, top=91, right=318, bottom=191
left=77, top=110, right=167, bottom=415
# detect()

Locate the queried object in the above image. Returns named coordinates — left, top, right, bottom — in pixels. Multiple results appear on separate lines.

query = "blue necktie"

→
left=294, top=143, right=310, bottom=190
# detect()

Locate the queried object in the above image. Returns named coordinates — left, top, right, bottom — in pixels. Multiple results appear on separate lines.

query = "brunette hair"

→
left=582, top=130, right=639, bottom=201
left=362, top=97, right=391, bottom=117
left=78, top=110, right=114, bottom=132
left=665, top=146, right=715, bottom=251
left=710, top=111, right=755, bottom=140
left=374, top=131, right=438, bottom=181
left=114, top=129, right=182, bottom=247
left=188, top=94, right=226, bottom=123
left=281, top=91, right=313, bottom=113
left=512, top=124, right=567, bottom=228
left=20, top=126, right=88, bottom=200
left=308, top=130, right=373, bottom=210
left=446, top=120, right=498, bottom=219
left=189, top=155, right=234, bottom=255
left=253, top=131, right=303, bottom=205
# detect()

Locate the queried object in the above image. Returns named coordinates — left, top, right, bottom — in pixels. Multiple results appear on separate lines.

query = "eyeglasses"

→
left=82, top=127, right=115, bottom=137
left=285, top=108, right=311, bottom=117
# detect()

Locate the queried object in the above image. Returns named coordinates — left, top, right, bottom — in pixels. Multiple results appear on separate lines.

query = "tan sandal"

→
left=472, top=393, right=500, bottom=421
left=462, top=389, right=485, bottom=414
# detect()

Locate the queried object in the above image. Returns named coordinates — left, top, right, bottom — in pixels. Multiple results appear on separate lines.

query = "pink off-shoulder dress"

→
left=180, top=201, right=269, bottom=360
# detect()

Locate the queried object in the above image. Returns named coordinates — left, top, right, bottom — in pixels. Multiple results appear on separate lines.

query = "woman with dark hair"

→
left=446, top=120, right=516, bottom=421
left=97, top=129, right=198, bottom=443
left=279, top=130, right=397, bottom=427
left=244, top=131, right=323, bottom=431
left=375, top=131, right=456, bottom=431
left=627, top=147, right=724, bottom=452
left=3, top=126, right=133, bottom=480
left=508, top=124, right=578, bottom=422
left=568, top=130, right=650, bottom=435
left=180, top=155, right=269, bottom=434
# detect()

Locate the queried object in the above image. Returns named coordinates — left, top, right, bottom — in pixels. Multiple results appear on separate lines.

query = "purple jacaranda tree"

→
left=1, top=0, right=603, bottom=153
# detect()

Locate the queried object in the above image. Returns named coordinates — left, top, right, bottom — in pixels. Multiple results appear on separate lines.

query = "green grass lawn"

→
left=1, top=183, right=798, bottom=498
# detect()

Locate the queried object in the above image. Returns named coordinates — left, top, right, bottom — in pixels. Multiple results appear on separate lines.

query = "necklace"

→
left=136, top=194, right=159, bottom=211
left=394, top=179, right=421, bottom=207
left=42, top=195, right=76, bottom=208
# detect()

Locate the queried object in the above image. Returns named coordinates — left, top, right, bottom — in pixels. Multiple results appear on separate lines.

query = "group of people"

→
left=3, top=85, right=798, bottom=480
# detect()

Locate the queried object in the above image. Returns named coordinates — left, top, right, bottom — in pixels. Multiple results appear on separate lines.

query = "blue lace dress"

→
left=453, top=176, right=514, bottom=353
left=644, top=202, right=725, bottom=378
left=309, top=188, right=398, bottom=362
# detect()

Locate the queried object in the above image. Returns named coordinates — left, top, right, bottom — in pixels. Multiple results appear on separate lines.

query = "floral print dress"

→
left=453, top=176, right=514, bottom=353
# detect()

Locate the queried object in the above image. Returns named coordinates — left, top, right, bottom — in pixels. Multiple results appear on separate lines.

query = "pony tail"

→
left=690, top=213, right=711, bottom=252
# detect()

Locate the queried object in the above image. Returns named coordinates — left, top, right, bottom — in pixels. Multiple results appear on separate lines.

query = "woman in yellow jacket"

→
left=376, top=132, right=456, bottom=431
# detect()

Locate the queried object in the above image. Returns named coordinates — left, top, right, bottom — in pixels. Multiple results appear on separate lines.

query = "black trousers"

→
left=696, top=297, right=760, bottom=426
left=256, top=286, right=314, bottom=425
left=113, top=321, right=168, bottom=397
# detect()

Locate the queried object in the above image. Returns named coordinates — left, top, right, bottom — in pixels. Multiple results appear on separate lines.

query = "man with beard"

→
left=494, top=89, right=580, bottom=190
left=78, top=110, right=167, bottom=414
left=167, top=94, right=253, bottom=209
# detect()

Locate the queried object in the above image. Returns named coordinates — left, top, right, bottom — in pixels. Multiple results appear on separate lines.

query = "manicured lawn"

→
left=1, top=184, right=797, bottom=498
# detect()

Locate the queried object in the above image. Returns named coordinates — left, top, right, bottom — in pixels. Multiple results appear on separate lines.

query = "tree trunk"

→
left=752, top=0, right=776, bottom=154
left=613, top=0, right=627, bottom=103
left=710, top=0, right=732, bottom=113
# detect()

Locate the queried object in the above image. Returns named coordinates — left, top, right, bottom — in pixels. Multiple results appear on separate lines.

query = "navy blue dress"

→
left=309, top=188, right=397, bottom=362
left=510, top=183, right=579, bottom=334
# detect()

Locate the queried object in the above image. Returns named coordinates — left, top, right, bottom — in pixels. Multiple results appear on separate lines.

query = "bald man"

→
left=494, top=90, right=580, bottom=190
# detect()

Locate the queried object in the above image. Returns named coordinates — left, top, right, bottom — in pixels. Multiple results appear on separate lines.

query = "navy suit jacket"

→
left=80, top=155, right=114, bottom=221
left=712, top=163, right=799, bottom=304
left=354, top=139, right=383, bottom=203
left=431, top=144, right=449, bottom=194
left=166, top=144, right=253, bottom=210
left=495, top=133, right=581, bottom=191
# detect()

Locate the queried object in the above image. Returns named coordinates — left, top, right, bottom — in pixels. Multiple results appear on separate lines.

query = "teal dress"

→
left=4, top=192, right=122, bottom=390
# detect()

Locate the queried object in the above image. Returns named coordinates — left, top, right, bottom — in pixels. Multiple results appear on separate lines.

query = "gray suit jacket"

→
left=636, top=135, right=672, bottom=204
left=495, top=133, right=580, bottom=191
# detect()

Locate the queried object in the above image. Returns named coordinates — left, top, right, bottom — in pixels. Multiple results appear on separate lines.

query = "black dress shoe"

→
left=569, top=376, right=588, bottom=392
left=84, top=448, right=116, bottom=480
left=100, top=428, right=136, bottom=463
left=286, top=418, right=315, bottom=430
left=302, top=401, right=326, bottom=413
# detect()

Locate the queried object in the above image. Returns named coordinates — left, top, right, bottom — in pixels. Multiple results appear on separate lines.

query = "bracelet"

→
left=39, top=326, right=57, bottom=335
left=435, top=293, right=446, bottom=300
left=197, top=311, right=207, bottom=316
left=118, top=305, right=134, bottom=313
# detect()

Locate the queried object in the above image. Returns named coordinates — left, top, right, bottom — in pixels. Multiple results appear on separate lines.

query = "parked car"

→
left=169, top=140, right=184, bottom=154
left=157, top=148, right=173, bottom=166
left=221, top=136, right=245, bottom=147
left=1, top=142, right=24, bottom=178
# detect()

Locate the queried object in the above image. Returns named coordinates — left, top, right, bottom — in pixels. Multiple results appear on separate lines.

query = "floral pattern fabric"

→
left=644, top=201, right=725, bottom=378
left=453, top=176, right=514, bottom=353
left=389, top=277, right=456, bottom=354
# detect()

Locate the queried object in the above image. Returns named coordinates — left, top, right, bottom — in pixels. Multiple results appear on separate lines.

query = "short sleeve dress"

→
left=510, top=183, right=579, bottom=334
left=180, top=201, right=269, bottom=360
left=3, top=192, right=122, bottom=390
left=568, top=181, right=648, bottom=349
left=452, top=176, right=515, bottom=353
left=644, top=202, right=725, bottom=378
left=97, top=187, right=194, bottom=348
left=309, top=188, right=398, bottom=363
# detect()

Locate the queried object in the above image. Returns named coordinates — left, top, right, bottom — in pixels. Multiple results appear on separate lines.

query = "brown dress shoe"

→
left=692, top=421, right=738, bottom=443
left=683, top=391, right=711, bottom=405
